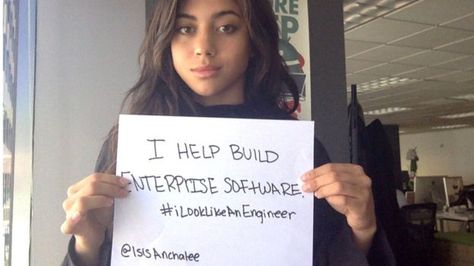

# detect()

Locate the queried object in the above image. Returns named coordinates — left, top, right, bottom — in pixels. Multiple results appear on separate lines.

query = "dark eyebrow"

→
left=176, top=10, right=241, bottom=21
left=213, top=10, right=241, bottom=19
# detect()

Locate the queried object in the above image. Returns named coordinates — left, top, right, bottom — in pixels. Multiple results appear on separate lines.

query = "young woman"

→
left=61, top=0, right=394, bottom=265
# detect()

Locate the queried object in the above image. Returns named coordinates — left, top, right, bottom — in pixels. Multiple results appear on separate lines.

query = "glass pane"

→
left=3, top=0, right=20, bottom=265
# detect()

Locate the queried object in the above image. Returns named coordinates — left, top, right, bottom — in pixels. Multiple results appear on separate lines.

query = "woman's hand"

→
left=61, top=173, right=129, bottom=265
left=301, top=163, right=376, bottom=253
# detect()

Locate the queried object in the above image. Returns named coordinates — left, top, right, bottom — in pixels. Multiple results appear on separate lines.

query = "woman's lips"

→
left=191, top=65, right=221, bottom=78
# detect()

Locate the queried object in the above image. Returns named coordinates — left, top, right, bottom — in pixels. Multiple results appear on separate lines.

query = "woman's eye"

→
left=177, top=26, right=194, bottom=34
left=217, top=25, right=236, bottom=33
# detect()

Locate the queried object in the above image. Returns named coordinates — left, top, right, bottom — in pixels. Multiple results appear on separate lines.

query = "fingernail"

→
left=314, top=191, right=321, bottom=199
left=120, top=189, right=129, bottom=197
left=301, top=173, right=313, bottom=181
left=107, top=199, right=114, bottom=206
left=302, top=183, right=310, bottom=192
left=70, top=211, right=81, bottom=223
left=119, top=177, right=130, bottom=186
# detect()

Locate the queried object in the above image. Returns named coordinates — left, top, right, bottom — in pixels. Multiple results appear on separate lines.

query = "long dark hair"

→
left=101, top=0, right=299, bottom=173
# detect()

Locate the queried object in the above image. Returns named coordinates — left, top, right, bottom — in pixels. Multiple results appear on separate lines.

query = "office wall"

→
left=400, top=128, right=474, bottom=185
left=32, top=1, right=145, bottom=265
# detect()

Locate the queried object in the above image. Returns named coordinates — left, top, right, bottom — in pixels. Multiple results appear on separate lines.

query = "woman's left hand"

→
left=301, top=163, right=376, bottom=253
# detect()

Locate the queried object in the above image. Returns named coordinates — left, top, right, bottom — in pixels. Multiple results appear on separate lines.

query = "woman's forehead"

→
left=177, top=0, right=243, bottom=16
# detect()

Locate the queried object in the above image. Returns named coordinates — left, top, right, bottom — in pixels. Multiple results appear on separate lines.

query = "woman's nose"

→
left=194, top=30, right=216, bottom=57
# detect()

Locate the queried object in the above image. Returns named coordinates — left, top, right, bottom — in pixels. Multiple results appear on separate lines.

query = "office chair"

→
left=450, top=184, right=474, bottom=209
left=400, top=203, right=437, bottom=266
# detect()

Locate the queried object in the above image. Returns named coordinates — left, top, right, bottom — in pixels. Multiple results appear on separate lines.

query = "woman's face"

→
left=171, top=0, right=251, bottom=106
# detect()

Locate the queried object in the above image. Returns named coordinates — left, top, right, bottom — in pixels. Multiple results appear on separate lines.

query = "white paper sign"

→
left=112, top=115, right=315, bottom=266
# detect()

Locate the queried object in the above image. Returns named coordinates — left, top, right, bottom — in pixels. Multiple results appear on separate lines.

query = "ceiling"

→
left=343, top=0, right=474, bottom=134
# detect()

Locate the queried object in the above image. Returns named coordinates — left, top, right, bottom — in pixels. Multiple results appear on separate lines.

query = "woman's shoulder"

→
left=249, top=99, right=296, bottom=120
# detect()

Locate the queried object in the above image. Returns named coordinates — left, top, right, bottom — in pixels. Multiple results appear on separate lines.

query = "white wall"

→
left=400, top=128, right=474, bottom=185
left=32, top=1, right=145, bottom=265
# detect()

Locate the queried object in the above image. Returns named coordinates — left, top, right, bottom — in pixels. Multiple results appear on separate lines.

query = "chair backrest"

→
left=451, top=184, right=474, bottom=208
left=400, top=203, right=437, bottom=228
left=400, top=203, right=437, bottom=265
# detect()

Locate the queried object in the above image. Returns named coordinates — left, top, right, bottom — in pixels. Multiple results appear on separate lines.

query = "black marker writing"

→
left=159, top=202, right=296, bottom=224
left=122, top=171, right=218, bottom=194
left=160, top=202, right=174, bottom=216
left=229, top=144, right=279, bottom=163
left=147, top=139, right=166, bottom=160
left=223, top=177, right=301, bottom=197
left=176, top=143, right=220, bottom=159
left=120, top=243, right=200, bottom=262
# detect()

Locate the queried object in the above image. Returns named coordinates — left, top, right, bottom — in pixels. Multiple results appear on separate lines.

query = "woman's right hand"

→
left=61, top=173, right=129, bottom=263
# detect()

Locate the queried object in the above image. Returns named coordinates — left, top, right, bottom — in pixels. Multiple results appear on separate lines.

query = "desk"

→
left=436, top=211, right=474, bottom=232
left=434, top=232, right=474, bottom=266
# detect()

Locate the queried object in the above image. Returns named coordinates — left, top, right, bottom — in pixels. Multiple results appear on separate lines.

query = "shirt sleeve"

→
left=61, top=237, right=78, bottom=266
left=312, top=138, right=396, bottom=266
left=61, top=236, right=112, bottom=266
